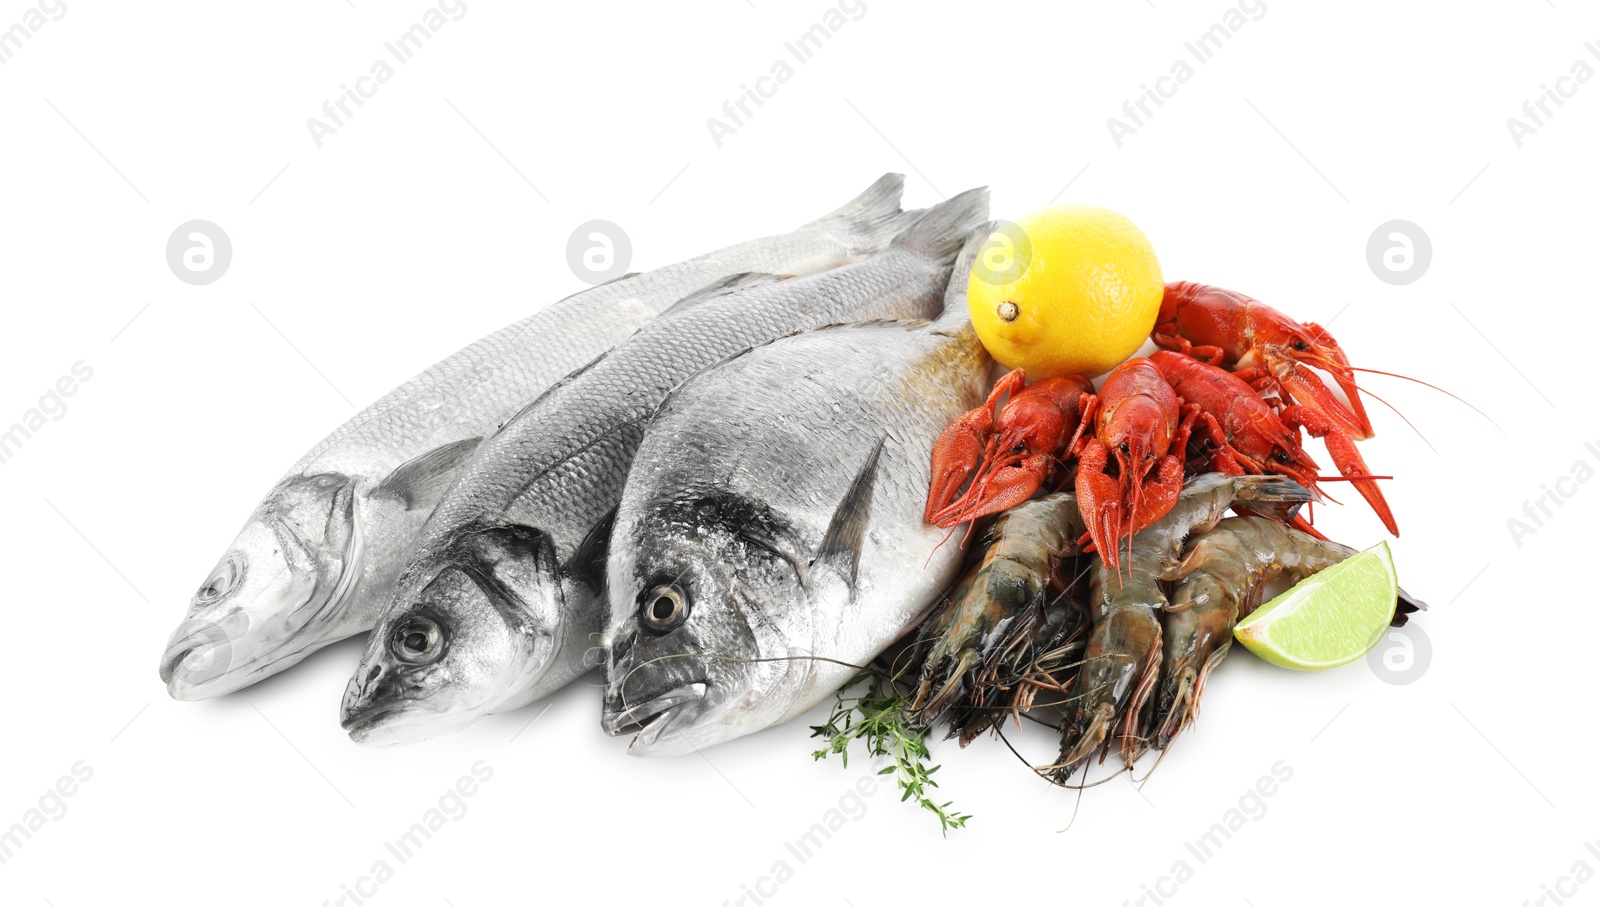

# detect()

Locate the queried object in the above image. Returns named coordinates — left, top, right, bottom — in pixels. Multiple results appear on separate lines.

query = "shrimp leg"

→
left=907, top=492, right=1084, bottom=730
left=1155, top=517, right=1430, bottom=747
left=1046, top=474, right=1311, bottom=781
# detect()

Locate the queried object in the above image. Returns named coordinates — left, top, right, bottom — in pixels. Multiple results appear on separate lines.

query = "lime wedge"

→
left=1234, top=541, right=1398, bottom=671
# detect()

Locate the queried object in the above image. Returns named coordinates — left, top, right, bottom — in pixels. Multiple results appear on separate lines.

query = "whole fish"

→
left=159, top=173, right=912, bottom=700
left=339, top=189, right=990, bottom=745
left=600, top=227, right=994, bottom=756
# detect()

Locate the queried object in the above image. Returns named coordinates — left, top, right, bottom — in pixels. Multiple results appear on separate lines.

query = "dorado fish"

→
left=600, top=226, right=994, bottom=756
left=339, top=189, right=990, bottom=745
left=159, top=173, right=913, bottom=699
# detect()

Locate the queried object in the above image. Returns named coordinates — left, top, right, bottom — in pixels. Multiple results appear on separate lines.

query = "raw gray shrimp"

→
left=1153, top=517, right=1429, bottom=747
left=907, top=491, right=1086, bottom=736
left=1046, top=473, right=1311, bottom=781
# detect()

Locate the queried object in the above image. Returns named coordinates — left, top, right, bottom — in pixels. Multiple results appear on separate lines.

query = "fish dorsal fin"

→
left=565, top=506, right=617, bottom=596
left=595, top=271, right=641, bottom=288
left=376, top=437, right=481, bottom=510
left=811, top=436, right=886, bottom=593
left=554, top=271, right=641, bottom=303
left=660, top=272, right=789, bottom=319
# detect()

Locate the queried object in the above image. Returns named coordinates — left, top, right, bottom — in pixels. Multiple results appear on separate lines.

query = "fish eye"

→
left=391, top=615, right=445, bottom=665
left=195, top=556, right=241, bottom=605
left=639, top=583, right=689, bottom=635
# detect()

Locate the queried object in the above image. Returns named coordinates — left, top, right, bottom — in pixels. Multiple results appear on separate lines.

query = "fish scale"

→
left=339, top=187, right=990, bottom=745
left=428, top=266, right=948, bottom=556
left=160, top=173, right=914, bottom=700
left=600, top=226, right=995, bottom=756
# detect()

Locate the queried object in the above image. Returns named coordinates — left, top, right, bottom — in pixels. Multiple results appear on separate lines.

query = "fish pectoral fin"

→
left=567, top=506, right=617, bottom=596
left=658, top=272, right=790, bottom=320
left=811, top=436, right=886, bottom=595
left=377, top=437, right=481, bottom=510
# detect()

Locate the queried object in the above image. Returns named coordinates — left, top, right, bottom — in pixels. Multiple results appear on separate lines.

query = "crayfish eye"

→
left=1119, top=442, right=1131, bottom=455
left=639, top=583, right=689, bottom=634
left=1274, top=451, right=1292, bottom=463
left=1293, top=340, right=1308, bottom=351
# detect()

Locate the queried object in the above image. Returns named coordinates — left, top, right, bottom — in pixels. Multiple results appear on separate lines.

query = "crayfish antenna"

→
left=1342, top=364, right=1504, bottom=437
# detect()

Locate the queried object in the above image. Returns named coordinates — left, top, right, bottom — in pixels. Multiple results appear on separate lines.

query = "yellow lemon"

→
left=968, top=204, right=1163, bottom=379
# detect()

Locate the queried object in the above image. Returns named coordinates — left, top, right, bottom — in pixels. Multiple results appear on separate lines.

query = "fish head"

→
left=340, top=524, right=563, bottom=746
left=602, top=496, right=825, bottom=757
left=161, top=473, right=365, bottom=700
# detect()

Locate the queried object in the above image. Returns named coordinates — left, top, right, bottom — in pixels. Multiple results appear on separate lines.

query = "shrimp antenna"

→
left=1134, top=738, right=1175, bottom=790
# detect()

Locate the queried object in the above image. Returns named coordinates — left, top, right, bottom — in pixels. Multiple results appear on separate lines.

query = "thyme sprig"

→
left=810, top=670, right=970, bottom=835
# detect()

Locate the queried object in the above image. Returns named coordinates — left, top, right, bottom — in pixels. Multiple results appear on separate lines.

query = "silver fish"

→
left=600, top=226, right=994, bottom=756
left=159, top=173, right=913, bottom=700
left=339, top=189, right=990, bottom=745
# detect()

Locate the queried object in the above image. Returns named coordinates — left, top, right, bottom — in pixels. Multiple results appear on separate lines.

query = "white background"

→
left=2, top=2, right=1596, bottom=905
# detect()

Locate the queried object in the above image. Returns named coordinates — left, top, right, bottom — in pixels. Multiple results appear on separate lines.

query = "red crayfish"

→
left=925, top=281, right=1402, bottom=567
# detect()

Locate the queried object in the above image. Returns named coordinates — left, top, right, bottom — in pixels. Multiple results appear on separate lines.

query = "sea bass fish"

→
left=159, top=173, right=913, bottom=700
left=600, top=227, right=995, bottom=756
left=339, top=189, right=990, bottom=745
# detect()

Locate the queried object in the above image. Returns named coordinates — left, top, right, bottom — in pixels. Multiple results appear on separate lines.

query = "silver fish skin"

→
left=600, top=226, right=995, bottom=757
left=339, top=189, right=990, bottom=746
left=159, top=173, right=913, bottom=700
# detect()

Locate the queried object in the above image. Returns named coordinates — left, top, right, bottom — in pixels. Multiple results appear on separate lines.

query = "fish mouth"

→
left=340, top=700, right=433, bottom=745
left=159, top=645, right=195, bottom=685
left=160, top=631, right=241, bottom=700
left=160, top=627, right=332, bottom=700
left=602, top=682, right=707, bottom=752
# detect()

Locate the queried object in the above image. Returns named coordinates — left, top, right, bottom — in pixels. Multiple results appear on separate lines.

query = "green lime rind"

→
left=1234, top=541, right=1398, bottom=671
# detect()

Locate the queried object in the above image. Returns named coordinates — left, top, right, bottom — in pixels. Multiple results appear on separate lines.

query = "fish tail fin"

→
left=930, top=222, right=995, bottom=329
left=803, top=172, right=908, bottom=256
left=891, top=187, right=991, bottom=262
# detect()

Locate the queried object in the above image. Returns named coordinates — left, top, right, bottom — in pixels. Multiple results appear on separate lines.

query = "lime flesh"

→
left=1234, top=542, right=1399, bottom=671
